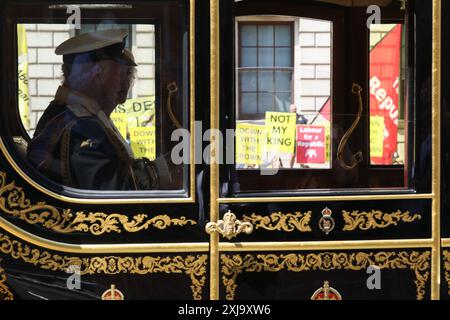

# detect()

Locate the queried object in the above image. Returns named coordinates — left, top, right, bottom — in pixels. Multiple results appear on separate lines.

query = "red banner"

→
left=369, top=24, right=402, bottom=165
left=296, top=125, right=326, bottom=164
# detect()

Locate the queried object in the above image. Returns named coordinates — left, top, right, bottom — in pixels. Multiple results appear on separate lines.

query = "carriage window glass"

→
left=13, top=3, right=188, bottom=193
left=235, top=17, right=332, bottom=170
left=18, top=23, right=155, bottom=148
left=369, top=23, right=405, bottom=165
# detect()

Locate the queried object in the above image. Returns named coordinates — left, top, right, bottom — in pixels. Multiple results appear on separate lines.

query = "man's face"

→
left=98, top=60, right=127, bottom=111
left=116, top=66, right=134, bottom=105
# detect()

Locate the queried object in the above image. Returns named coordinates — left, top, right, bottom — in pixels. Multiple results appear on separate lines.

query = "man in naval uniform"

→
left=27, top=29, right=158, bottom=190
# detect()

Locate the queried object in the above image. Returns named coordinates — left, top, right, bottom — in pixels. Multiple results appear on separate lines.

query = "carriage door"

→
left=0, top=0, right=213, bottom=300
left=206, top=0, right=439, bottom=300
left=0, top=0, right=442, bottom=301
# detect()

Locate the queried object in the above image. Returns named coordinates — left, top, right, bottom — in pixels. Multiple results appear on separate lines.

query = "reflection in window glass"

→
left=236, top=17, right=332, bottom=170
left=18, top=23, right=155, bottom=140
left=369, top=23, right=405, bottom=165
left=16, top=22, right=181, bottom=191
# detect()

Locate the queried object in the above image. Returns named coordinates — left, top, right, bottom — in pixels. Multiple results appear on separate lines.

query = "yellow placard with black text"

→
left=236, top=123, right=266, bottom=166
left=111, top=96, right=156, bottom=160
left=129, top=127, right=156, bottom=160
left=370, top=116, right=384, bottom=158
left=110, top=113, right=127, bottom=139
left=114, top=96, right=156, bottom=127
left=265, top=112, right=296, bottom=154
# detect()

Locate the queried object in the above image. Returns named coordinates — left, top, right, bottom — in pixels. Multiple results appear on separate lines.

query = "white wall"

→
left=296, top=18, right=332, bottom=120
left=133, top=24, right=156, bottom=98
left=24, top=23, right=72, bottom=135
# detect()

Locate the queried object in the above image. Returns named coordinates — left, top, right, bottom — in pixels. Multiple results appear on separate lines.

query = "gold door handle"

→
left=205, top=210, right=253, bottom=239
left=167, top=81, right=182, bottom=129
left=337, top=83, right=364, bottom=170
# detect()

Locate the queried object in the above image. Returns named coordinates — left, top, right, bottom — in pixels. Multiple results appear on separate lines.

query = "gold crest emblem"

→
left=311, top=281, right=342, bottom=300
left=101, top=285, right=124, bottom=300
left=318, top=207, right=335, bottom=235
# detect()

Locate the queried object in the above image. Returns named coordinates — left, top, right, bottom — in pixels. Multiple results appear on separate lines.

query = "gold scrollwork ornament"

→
left=0, top=232, right=207, bottom=300
left=0, top=171, right=196, bottom=235
left=319, top=207, right=335, bottom=235
left=442, top=251, right=450, bottom=297
left=242, top=211, right=312, bottom=233
left=342, top=210, right=422, bottom=231
left=0, top=260, right=13, bottom=300
left=221, top=251, right=430, bottom=300
left=206, top=210, right=253, bottom=240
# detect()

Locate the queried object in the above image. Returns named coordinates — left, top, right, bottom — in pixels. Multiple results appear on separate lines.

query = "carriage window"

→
left=8, top=2, right=189, bottom=194
left=369, top=23, right=405, bottom=166
left=18, top=23, right=155, bottom=143
left=236, top=17, right=332, bottom=170
left=230, top=0, right=412, bottom=193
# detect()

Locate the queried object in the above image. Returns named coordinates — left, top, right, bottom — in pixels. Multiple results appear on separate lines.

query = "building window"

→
left=238, top=22, right=294, bottom=120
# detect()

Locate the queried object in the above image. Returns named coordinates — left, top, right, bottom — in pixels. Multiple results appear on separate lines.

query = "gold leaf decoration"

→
left=242, top=211, right=312, bottom=232
left=0, top=260, right=13, bottom=300
left=0, top=172, right=196, bottom=235
left=442, top=251, right=450, bottom=297
left=59, top=212, right=196, bottom=235
left=221, top=251, right=430, bottom=300
left=342, top=210, right=422, bottom=231
left=0, top=232, right=207, bottom=300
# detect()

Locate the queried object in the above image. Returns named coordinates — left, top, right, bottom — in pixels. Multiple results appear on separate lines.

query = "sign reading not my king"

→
left=265, top=112, right=296, bottom=154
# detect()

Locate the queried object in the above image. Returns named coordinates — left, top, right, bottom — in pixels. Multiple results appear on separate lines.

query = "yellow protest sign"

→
left=17, top=24, right=30, bottom=130
left=111, top=96, right=156, bottom=160
left=265, top=112, right=296, bottom=154
left=236, top=123, right=266, bottom=166
left=370, top=116, right=384, bottom=158
left=110, top=112, right=127, bottom=139
left=129, top=127, right=156, bottom=160
left=114, top=96, right=155, bottom=128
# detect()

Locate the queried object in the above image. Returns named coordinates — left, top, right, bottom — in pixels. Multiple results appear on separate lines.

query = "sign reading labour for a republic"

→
left=265, top=112, right=296, bottom=154
left=296, top=125, right=326, bottom=164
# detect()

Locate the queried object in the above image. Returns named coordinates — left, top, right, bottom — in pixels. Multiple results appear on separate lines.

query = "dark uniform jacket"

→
left=27, top=86, right=157, bottom=190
